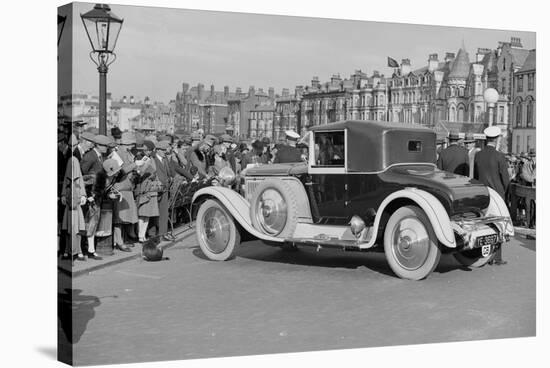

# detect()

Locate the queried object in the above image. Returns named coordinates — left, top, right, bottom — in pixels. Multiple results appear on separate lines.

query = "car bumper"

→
left=452, top=215, right=514, bottom=251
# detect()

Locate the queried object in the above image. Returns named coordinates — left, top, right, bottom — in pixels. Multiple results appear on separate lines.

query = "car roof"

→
left=310, top=120, right=436, bottom=172
left=309, top=120, right=433, bottom=135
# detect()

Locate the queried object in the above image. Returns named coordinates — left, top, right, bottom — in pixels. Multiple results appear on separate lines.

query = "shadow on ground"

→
left=192, top=241, right=469, bottom=279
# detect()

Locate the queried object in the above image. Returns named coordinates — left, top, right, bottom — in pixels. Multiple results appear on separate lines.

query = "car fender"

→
left=484, top=187, right=515, bottom=237
left=192, top=186, right=285, bottom=243
left=368, top=187, right=456, bottom=248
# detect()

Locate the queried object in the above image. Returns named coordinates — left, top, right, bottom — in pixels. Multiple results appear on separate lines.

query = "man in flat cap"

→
left=151, top=141, right=176, bottom=240
left=436, top=131, right=469, bottom=176
left=273, top=130, right=302, bottom=163
left=474, top=126, right=510, bottom=266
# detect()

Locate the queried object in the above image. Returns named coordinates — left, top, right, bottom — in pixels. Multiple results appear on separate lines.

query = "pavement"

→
left=66, top=231, right=536, bottom=366
left=58, top=223, right=196, bottom=278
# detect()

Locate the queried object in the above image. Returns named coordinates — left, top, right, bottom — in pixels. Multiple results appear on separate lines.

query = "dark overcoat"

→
left=474, top=145, right=510, bottom=200
left=436, top=144, right=469, bottom=176
left=273, top=145, right=302, bottom=163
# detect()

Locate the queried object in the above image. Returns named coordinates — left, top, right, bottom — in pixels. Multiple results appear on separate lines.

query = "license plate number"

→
left=477, top=234, right=498, bottom=247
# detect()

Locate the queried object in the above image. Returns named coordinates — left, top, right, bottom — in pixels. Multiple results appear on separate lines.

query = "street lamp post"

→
left=483, top=88, right=499, bottom=126
left=80, top=4, right=123, bottom=136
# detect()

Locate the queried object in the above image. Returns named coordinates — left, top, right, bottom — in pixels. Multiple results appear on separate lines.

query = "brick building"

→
left=511, top=49, right=536, bottom=154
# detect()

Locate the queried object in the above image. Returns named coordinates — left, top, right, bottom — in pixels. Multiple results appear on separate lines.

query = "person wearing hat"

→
left=134, top=140, right=161, bottom=242
left=151, top=140, right=176, bottom=239
left=273, top=130, right=302, bottom=163
left=60, top=134, right=93, bottom=263
left=436, top=131, right=469, bottom=176
left=80, top=134, right=113, bottom=259
left=220, top=134, right=238, bottom=173
left=74, top=131, right=96, bottom=162
left=474, top=126, right=510, bottom=266
left=463, top=133, right=481, bottom=179
left=189, top=138, right=214, bottom=179
left=103, top=158, right=137, bottom=252
left=175, top=137, right=193, bottom=169
left=240, top=139, right=267, bottom=170
left=111, top=126, right=122, bottom=144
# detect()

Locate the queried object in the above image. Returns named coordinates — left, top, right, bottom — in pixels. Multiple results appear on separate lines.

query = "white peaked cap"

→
left=483, top=126, right=502, bottom=138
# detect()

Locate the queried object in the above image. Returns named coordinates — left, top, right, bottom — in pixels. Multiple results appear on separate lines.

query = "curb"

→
left=59, top=224, right=196, bottom=278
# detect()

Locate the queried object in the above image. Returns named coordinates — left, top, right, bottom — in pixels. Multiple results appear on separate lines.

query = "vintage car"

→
left=191, top=120, right=514, bottom=280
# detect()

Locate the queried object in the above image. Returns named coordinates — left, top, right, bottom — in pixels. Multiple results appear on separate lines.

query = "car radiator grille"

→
left=245, top=180, right=262, bottom=201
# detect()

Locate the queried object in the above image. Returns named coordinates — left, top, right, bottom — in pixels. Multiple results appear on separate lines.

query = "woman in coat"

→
left=134, top=140, right=161, bottom=242
left=113, top=133, right=139, bottom=246
left=61, top=135, right=88, bottom=262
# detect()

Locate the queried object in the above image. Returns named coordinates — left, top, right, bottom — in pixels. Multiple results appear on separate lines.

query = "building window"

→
left=528, top=74, right=534, bottom=91
left=499, top=106, right=504, bottom=123
left=517, top=76, right=523, bottom=92
left=526, top=100, right=534, bottom=127
left=516, top=103, right=523, bottom=127
left=526, top=135, right=531, bottom=152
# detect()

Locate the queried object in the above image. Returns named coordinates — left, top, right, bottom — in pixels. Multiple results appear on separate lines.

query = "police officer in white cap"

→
left=474, top=126, right=510, bottom=266
left=273, top=130, right=302, bottom=163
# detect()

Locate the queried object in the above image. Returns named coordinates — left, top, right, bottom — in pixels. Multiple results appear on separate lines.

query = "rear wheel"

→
left=196, top=199, right=241, bottom=261
left=384, top=205, right=441, bottom=280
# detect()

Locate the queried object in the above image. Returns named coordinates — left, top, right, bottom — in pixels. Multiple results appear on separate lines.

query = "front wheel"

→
left=384, top=205, right=441, bottom=280
left=196, top=199, right=241, bottom=261
left=453, top=245, right=497, bottom=268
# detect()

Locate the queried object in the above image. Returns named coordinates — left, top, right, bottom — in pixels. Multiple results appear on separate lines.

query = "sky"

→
left=58, top=2, right=536, bottom=104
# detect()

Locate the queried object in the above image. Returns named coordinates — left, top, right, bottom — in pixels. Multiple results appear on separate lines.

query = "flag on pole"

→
left=387, top=57, right=399, bottom=68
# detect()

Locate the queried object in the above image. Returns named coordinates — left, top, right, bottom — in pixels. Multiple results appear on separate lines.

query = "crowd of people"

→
left=59, top=122, right=535, bottom=266
left=57, top=123, right=307, bottom=264
left=436, top=126, right=536, bottom=266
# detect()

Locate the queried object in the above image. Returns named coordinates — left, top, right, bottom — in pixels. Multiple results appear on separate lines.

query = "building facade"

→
left=274, top=87, right=302, bottom=140
left=249, top=104, right=275, bottom=139
left=226, top=86, right=274, bottom=138
left=511, top=49, right=536, bottom=154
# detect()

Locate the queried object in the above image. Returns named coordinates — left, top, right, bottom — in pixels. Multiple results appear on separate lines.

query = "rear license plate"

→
left=477, top=234, right=498, bottom=247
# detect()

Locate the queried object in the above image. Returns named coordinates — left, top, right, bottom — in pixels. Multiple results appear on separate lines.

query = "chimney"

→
left=236, top=87, right=242, bottom=95
left=197, top=83, right=204, bottom=101
left=182, top=83, right=189, bottom=94
left=311, top=76, right=320, bottom=88
left=428, top=53, right=439, bottom=72
left=268, top=87, right=275, bottom=99
left=224, top=86, right=229, bottom=99
left=295, top=85, right=304, bottom=98
left=122, top=95, right=127, bottom=104
left=210, top=84, right=215, bottom=96
left=400, top=59, right=411, bottom=75
left=476, top=48, right=491, bottom=62
left=144, top=96, right=150, bottom=106
left=248, top=86, right=255, bottom=97
left=282, top=88, right=289, bottom=97
left=330, top=73, right=341, bottom=85
left=130, top=96, right=135, bottom=104
left=445, top=52, right=455, bottom=63
left=510, top=37, right=523, bottom=48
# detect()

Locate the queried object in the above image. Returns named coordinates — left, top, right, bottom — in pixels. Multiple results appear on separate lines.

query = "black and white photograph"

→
left=32, top=0, right=545, bottom=366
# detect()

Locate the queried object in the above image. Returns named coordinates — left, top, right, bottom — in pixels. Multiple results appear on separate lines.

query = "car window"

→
left=313, top=131, right=345, bottom=167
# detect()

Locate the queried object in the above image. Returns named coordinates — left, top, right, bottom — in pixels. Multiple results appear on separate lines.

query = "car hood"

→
left=381, top=164, right=490, bottom=216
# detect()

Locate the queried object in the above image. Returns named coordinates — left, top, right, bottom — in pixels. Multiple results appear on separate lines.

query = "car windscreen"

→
left=313, top=131, right=345, bottom=167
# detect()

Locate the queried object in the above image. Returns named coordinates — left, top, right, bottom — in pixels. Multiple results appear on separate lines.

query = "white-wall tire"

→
left=384, top=205, right=441, bottom=280
left=196, top=199, right=241, bottom=261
